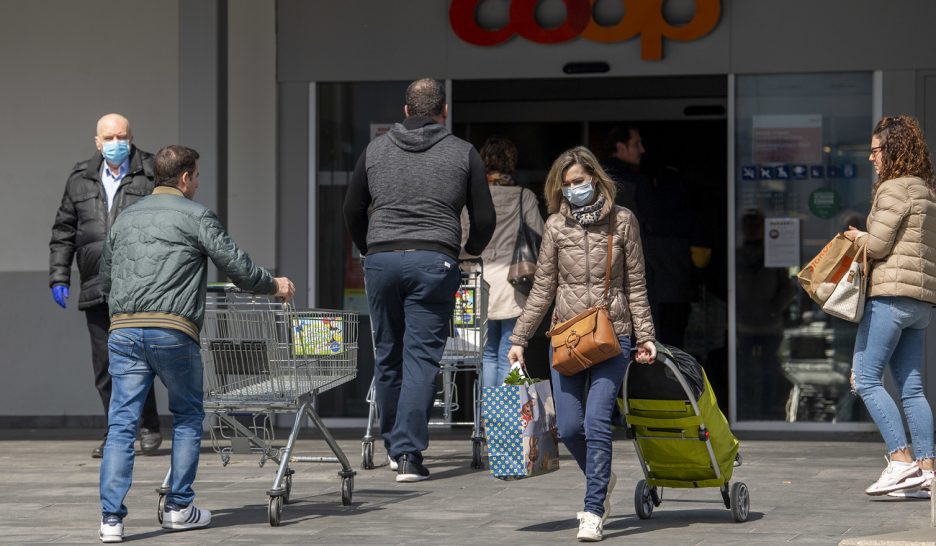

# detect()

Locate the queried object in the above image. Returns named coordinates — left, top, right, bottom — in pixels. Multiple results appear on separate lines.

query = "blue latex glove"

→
left=52, top=285, right=69, bottom=309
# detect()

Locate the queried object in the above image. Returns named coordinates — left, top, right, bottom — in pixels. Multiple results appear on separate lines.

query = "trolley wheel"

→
left=729, top=482, right=750, bottom=522
left=634, top=480, right=654, bottom=519
left=734, top=453, right=743, bottom=467
left=268, top=495, right=283, bottom=526
left=283, top=472, right=293, bottom=505
left=341, top=475, right=354, bottom=506
left=362, top=440, right=375, bottom=470
left=156, top=493, right=166, bottom=524
left=470, top=439, right=483, bottom=469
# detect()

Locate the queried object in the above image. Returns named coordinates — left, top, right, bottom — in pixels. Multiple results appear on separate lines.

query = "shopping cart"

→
left=361, top=259, right=488, bottom=470
left=154, top=285, right=359, bottom=526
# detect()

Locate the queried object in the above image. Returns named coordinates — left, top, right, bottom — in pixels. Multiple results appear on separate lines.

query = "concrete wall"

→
left=0, top=0, right=278, bottom=422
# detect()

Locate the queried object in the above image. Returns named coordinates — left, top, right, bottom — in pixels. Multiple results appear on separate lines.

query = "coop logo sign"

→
left=449, top=0, right=721, bottom=61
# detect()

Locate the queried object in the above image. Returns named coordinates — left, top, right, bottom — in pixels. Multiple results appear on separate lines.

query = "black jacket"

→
left=49, top=147, right=155, bottom=310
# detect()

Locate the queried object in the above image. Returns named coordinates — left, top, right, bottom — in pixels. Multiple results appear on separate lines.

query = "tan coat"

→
left=509, top=195, right=656, bottom=347
left=462, top=186, right=545, bottom=320
left=859, top=176, right=936, bottom=304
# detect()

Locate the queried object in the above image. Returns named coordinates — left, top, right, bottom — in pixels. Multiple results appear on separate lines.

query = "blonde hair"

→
left=543, top=146, right=617, bottom=213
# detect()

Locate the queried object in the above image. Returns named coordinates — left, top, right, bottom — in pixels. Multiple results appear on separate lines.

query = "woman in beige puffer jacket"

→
left=846, top=115, right=936, bottom=497
left=507, top=146, right=655, bottom=541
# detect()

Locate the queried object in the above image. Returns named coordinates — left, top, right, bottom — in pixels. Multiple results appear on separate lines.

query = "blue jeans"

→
left=550, top=336, right=631, bottom=517
left=364, top=250, right=460, bottom=464
left=101, top=328, right=205, bottom=518
left=482, top=317, right=518, bottom=389
left=853, top=297, right=934, bottom=460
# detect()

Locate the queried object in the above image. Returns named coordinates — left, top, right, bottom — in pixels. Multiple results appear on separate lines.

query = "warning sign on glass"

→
left=752, top=114, right=822, bottom=164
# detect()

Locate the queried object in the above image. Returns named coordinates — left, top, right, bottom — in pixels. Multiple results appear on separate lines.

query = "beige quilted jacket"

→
left=859, top=176, right=936, bottom=303
left=509, top=196, right=656, bottom=347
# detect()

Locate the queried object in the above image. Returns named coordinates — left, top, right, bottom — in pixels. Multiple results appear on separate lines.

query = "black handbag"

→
left=507, top=194, right=542, bottom=295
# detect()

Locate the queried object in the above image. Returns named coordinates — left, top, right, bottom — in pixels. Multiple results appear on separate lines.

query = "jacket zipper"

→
left=583, top=222, right=591, bottom=308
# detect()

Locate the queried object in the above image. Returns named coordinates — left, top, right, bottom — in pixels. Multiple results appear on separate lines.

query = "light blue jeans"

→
left=550, top=336, right=631, bottom=517
left=101, top=328, right=205, bottom=518
left=853, top=297, right=935, bottom=460
left=482, top=317, right=518, bottom=389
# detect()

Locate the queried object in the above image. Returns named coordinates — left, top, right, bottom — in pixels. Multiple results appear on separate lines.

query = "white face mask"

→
left=562, top=181, right=595, bottom=207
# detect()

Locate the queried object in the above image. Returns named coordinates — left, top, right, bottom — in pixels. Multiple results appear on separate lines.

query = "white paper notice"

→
left=764, top=217, right=800, bottom=267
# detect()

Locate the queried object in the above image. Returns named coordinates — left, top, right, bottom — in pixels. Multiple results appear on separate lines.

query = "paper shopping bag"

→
left=797, top=234, right=861, bottom=306
left=482, top=381, right=560, bottom=480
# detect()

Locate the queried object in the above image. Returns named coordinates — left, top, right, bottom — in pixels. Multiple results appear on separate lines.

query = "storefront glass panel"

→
left=734, top=73, right=874, bottom=423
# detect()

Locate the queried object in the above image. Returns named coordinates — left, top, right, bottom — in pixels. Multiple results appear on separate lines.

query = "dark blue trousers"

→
left=364, top=250, right=460, bottom=464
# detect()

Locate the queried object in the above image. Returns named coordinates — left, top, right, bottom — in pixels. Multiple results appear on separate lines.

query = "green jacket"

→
left=100, top=186, right=275, bottom=338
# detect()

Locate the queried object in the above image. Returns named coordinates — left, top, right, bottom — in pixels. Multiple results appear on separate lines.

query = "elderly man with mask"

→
left=49, top=113, right=163, bottom=458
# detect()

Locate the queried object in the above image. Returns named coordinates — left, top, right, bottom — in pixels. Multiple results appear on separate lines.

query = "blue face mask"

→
left=102, top=140, right=130, bottom=165
left=562, top=181, right=595, bottom=207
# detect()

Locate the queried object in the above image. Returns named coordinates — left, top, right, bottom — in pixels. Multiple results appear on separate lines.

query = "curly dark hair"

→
left=872, top=115, right=935, bottom=194
left=479, top=135, right=518, bottom=175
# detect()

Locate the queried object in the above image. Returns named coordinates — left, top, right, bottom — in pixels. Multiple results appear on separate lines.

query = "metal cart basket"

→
left=155, top=285, right=359, bottom=526
left=361, top=260, right=488, bottom=470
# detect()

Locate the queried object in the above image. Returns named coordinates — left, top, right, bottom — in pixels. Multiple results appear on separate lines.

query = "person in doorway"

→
left=600, top=124, right=645, bottom=212
left=846, top=115, right=936, bottom=498
left=343, top=78, right=495, bottom=482
left=508, top=146, right=656, bottom=542
left=735, top=209, right=794, bottom=420
left=463, top=136, right=544, bottom=388
left=97, top=145, right=295, bottom=542
left=49, top=113, right=163, bottom=458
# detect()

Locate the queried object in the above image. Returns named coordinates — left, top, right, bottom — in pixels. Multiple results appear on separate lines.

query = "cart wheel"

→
left=470, top=439, right=483, bottom=469
left=729, top=482, right=750, bottom=522
left=720, top=483, right=731, bottom=509
left=361, top=441, right=374, bottom=470
left=283, top=473, right=293, bottom=505
left=734, top=453, right=743, bottom=467
left=156, top=493, right=166, bottom=524
left=220, top=453, right=230, bottom=467
left=268, top=495, right=283, bottom=526
left=341, top=475, right=354, bottom=506
left=634, top=480, right=654, bottom=519
left=650, top=485, right=662, bottom=507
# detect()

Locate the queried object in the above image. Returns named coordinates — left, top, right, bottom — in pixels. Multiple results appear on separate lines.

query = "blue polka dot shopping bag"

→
left=482, top=380, right=559, bottom=480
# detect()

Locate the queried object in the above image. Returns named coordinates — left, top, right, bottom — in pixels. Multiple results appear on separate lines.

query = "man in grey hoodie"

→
left=343, top=78, right=495, bottom=482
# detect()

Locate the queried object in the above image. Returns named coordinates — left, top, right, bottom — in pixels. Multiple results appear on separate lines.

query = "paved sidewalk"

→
left=0, top=429, right=934, bottom=544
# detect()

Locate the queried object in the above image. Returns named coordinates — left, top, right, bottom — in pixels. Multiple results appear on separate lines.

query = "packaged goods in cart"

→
left=293, top=317, right=344, bottom=356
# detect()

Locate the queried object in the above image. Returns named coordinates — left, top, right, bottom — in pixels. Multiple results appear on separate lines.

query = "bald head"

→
left=96, top=113, right=131, bottom=140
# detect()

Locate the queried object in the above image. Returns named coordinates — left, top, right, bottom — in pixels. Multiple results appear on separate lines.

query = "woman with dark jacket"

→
left=846, top=115, right=936, bottom=498
left=508, top=146, right=656, bottom=541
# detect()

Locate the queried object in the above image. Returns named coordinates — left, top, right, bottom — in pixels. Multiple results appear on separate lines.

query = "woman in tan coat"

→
left=474, top=136, right=544, bottom=388
left=507, top=146, right=656, bottom=541
left=845, top=115, right=936, bottom=498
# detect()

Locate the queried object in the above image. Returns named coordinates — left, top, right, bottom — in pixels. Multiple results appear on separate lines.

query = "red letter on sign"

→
left=510, top=0, right=590, bottom=45
left=450, top=0, right=515, bottom=47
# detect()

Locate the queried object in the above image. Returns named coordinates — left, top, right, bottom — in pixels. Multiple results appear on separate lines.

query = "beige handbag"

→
left=820, top=242, right=867, bottom=322
left=547, top=212, right=622, bottom=376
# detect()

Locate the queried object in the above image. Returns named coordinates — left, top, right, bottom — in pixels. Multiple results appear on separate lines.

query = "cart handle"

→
left=206, top=283, right=241, bottom=294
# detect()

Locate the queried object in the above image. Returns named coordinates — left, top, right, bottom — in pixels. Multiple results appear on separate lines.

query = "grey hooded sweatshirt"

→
left=343, top=116, right=495, bottom=259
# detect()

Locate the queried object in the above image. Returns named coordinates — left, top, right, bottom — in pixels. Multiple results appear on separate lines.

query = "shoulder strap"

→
left=603, top=209, right=615, bottom=304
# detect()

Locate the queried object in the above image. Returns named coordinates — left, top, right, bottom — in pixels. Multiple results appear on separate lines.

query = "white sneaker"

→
left=389, top=455, right=398, bottom=471
left=99, top=515, right=123, bottom=543
left=577, top=511, right=603, bottom=542
left=603, top=471, right=617, bottom=523
left=888, top=470, right=934, bottom=499
left=865, top=459, right=927, bottom=496
left=162, top=503, right=211, bottom=531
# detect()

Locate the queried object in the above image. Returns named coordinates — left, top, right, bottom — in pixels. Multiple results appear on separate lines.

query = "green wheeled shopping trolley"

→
left=623, top=343, right=749, bottom=522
